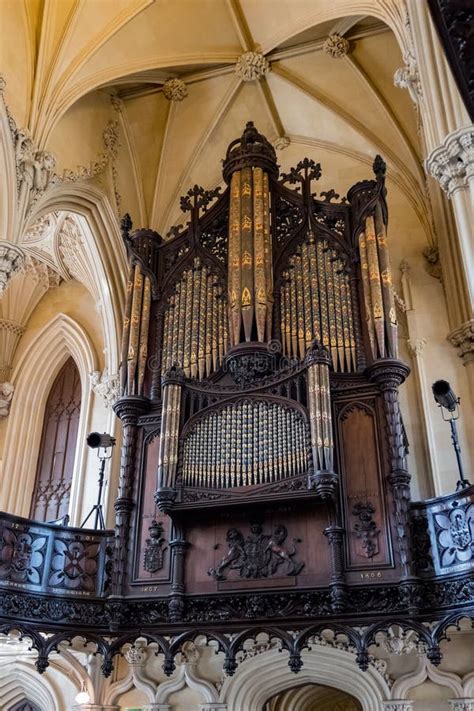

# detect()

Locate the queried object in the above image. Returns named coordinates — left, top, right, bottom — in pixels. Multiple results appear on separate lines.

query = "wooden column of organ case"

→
left=115, top=122, right=414, bottom=619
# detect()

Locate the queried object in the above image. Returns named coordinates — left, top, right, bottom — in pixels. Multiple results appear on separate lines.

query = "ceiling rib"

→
left=226, top=0, right=254, bottom=52
left=157, top=76, right=242, bottom=234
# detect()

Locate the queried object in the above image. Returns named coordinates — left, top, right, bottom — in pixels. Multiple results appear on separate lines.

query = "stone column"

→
left=406, top=338, right=438, bottom=497
left=426, top=127, right=474, bottom=313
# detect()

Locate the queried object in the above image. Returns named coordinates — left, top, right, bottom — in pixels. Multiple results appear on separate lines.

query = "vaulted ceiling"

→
left=2, top=0, right=428, bottom=246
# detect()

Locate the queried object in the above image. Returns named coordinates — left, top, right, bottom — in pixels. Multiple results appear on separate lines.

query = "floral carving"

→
left=235, top=51, right=270, bottom=81
left=434, top=502, right=474, bottom=568
left=323, top=33, right=350, bottom=58
left=162, top=78, right=188, bottom=101
left=0, top=528, right=46, bottom=584
left=49, top=538, right=99, bottom=592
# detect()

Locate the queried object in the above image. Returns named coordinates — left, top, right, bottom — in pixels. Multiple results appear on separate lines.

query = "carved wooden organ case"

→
left=115, top=122, right=413, bottom=619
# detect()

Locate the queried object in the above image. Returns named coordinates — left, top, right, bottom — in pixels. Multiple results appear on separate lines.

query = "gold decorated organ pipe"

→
left=156, top=371, right=183, bottom=489
left=306, top=342, right=333, bottom=476
left=241, top=166, right=254, bottom=342
left=365, top=215, right=385, bottom=357
left=205, top=271, right=213, bottom=376
left=229, top=170, right=242, bottom=345
left=295, top=255, right=306, bottom=359
left=301, top=243, right=313, bottom=351
left=183, top=267, right=193, bottom=376
left=190, top=260, right=200, bottom=378
left=263, top=172, right=273, bottom=339
left=253, top=166, right=267, bottom=342
left=120, top=265, right=134, bottom=394
left=137, top=276, right=151, bottom=395
left=127, top=264, right=144, bottom=395
left=198, top=264, right=206, bottom=379
left=374, top=200, right=398, bottom=358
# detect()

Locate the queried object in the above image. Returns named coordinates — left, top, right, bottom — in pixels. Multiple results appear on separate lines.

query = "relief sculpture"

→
left=208, top=522, right=304, bottom=581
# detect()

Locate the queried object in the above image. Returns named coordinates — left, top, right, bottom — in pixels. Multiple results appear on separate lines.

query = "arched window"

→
left=30, top=357, right=82, bottom=522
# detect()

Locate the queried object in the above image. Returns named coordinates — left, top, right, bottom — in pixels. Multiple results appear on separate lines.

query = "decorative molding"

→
left=90, top=369, right=120, bottom=409
left=394, top=52, right=422, bottom=104
left=426, top=126, right=474, bottom=196
left=162, top=78, right=188, bottom=101
left=0, top=382, right=14, bottom=418
left=448, top=320, right=474, bottom=361
left=380, top=627, right=418, bottom=656
left=323, top=34, right=350, bottom=59
left=0, top=243, right=25, bottom=295
left=235, top=52, right=270, bottom=81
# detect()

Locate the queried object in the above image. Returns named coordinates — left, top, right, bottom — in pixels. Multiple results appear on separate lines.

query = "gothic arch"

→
left=0, top=659, right=58, bottom=711
left=220, top=646, right=390, bottom=711
left=26, top=182, right=127, bottom=375
left=391, top=656, right=464, bottom=700
left=0, top=313, right=97, bottom=522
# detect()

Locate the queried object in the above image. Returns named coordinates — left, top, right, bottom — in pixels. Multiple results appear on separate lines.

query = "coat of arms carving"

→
left=208, top=521, right=304, bottom=581
left=143, top=520, right=167, bottom=573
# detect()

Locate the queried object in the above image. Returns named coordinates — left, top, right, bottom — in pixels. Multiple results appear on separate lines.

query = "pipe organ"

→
left=2, top=122, right=473, bottom=675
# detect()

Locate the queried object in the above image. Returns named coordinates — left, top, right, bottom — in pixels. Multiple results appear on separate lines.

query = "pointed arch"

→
left=220, top=646, right=390, bottom=710
left=25, top=182, right=127, bottom=374
left=0, top=314, right=97, bottom=522
left=0, top=660, right=58, bottom=711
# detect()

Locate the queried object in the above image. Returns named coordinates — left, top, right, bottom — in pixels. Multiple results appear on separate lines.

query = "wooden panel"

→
left=337, top=400, right=392, bottom=569
left=30, top=358, right=81, bottom=522
left=134, top=432, right=172, bottom=583
left=184, top=505, right=330, bottom=593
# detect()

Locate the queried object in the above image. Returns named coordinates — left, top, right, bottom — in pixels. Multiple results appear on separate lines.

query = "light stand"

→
left=80, top=432, right=116, bottom=530
left=432, top=380, right=471, bottom=491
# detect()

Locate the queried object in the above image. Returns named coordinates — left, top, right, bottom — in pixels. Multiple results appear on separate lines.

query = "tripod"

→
left=80, top=450, right=110, bottom=530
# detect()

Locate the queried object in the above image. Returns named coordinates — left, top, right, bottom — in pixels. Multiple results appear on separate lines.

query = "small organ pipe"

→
left=181, top=401, right=308, bottom=488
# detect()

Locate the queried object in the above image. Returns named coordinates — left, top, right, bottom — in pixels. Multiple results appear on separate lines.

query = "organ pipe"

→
left=358, top=203, right=398, bottom=361
left=280, top=235, right=356, bottom=371
left=181, top=401, right=308, bottom=488
left=161, top=259, right=228, bottom=379
left=307, top=344, right=334, bottom=473
left=228, top=166, right=273, bottom=345
left=157, top=379, right=182, bottom=488
left=120, top=263, right=151, bottom=397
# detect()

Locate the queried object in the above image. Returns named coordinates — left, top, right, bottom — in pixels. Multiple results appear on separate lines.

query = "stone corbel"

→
left=0, top=382, right=14, bottom=418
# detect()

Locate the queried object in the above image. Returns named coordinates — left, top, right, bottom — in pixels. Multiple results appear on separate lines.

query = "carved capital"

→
left=90, top=369, right=119, bottom=408
left=426, top=126, right=474, bottom=196
left=323, top=33, right=350, bottom=58
left=162, top=78, right=188, bottom=101
left=449, top=701, right=474, bottom=711
left=235, top=51, right=270, bottom=81
left=406, top=338, right=426, bottom=358
left=0, top=242, right=25, bottom=295
left=448, top=319, right=474, bottom=363
left=382, top=703, right=414, bottom=711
